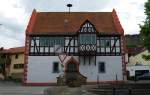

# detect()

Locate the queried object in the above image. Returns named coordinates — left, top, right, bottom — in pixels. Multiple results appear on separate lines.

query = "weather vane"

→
left=67, top=4, right=72, bottom=13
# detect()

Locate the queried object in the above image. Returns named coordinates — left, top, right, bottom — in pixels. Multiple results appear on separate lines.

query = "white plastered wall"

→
left=79, top=56, right=123, bottom=82
left=27, top=56, right=61, bottom=83
left=27, top=55, right=123, bottom=83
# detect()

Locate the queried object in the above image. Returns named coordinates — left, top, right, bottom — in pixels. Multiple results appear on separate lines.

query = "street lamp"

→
left=67, top=4, right=73, bottom=13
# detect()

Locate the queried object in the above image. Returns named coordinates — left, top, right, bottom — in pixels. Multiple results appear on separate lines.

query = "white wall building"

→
left=127, top=48, right=150, bottom=77
left=24, top=9, right=125, bottom=85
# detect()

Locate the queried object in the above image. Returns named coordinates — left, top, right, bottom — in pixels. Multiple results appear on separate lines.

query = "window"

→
left=15, top=54, right=18, bottom=59
left=79, top=34, right=96, bottom=44
left=13, top=64, right=24, bottom=69
left=39, top=37, right=64, bottom=46
left=53, top=62, right=59, bottom=73
left=1, top=54, right=6, bottom=58
left=98, top=62, right=105, bottom=73
left=100, top=39, right=105, bottom=47
left=105, top=40, right=110, bottom=47
left=100, top=37, right=110, bottom=47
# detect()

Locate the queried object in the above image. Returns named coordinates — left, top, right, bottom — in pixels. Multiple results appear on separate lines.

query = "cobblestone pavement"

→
left=0, top=81, right=97, bottom=95
left=44, top=85, right=97, bottom=95
left=44, top=81, right=150, bottom=95
left=61, top=87, right=94, bottom=95
left=0, top=81, right=48, bottom=95
left=1, top=80, right=150, bottom=95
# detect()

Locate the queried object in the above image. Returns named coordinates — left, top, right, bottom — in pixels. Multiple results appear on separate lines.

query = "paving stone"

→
left=45, top=86, right=95, bottom=95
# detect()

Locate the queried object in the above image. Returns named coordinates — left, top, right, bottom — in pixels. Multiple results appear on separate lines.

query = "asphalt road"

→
left=0, top=81, right=48, bottom=95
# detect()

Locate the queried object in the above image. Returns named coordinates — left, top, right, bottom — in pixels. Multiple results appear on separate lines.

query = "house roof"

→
left=0, top=46, right=24, bottom=54
left=26, top=9, right=124, bottom=35
left=125, top=34, right=143, bottom=47
left=128, top=46, right=146, bottom=56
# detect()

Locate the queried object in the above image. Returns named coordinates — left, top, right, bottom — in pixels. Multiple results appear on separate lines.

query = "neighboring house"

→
left=24, top=9, right=125, bottom=85
left=129, top=49, right=150, bottom=66
left=0, top=47, right=24, bottom=79
left=8, top=47, right=24, bottom=79
left=125, top=34, right=143, bottom=48
left=127, top=46, right=150, bottom=77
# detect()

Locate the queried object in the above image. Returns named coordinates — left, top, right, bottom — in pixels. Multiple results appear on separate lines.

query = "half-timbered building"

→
left=24, top=9, right=125, bottom=85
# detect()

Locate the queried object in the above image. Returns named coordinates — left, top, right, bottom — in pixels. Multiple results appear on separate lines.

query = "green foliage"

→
left=127, top=76, right=135, bottom=81
left=126, top=44, right=137, bottom=48
left=142, top=54, right=150, bottom=61
left=140, top=0, right=150, bottom=60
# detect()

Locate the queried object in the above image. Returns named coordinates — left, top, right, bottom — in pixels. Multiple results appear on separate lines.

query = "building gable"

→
left=78, top=20, right=97, bottom=33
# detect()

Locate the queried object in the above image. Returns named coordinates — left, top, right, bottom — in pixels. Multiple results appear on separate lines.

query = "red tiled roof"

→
left=26, top=9, right=124, bottom=35
left=0, top=47, right=24, bottom=54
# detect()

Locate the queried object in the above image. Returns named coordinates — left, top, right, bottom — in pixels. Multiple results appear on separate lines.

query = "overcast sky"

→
left=0, top=0, right=147, bottom=48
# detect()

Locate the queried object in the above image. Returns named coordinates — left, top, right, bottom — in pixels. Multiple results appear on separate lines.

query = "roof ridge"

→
left=9, top=46, right=24, bottom=49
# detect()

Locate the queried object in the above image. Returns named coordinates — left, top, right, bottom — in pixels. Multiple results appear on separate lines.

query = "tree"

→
left=140, top=0, right=150, bottom=60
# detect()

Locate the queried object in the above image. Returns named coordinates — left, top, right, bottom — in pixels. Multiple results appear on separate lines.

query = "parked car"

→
left=137, top=72, right=150, bottom=80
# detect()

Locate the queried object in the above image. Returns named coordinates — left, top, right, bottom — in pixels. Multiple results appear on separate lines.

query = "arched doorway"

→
left=65, top=58, right=79, bottom=86
left=66, top=62, right=78, bottom=73
left=64, top=57, right=87, bottom=87
left=65, top=57, right=79, bottom=73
